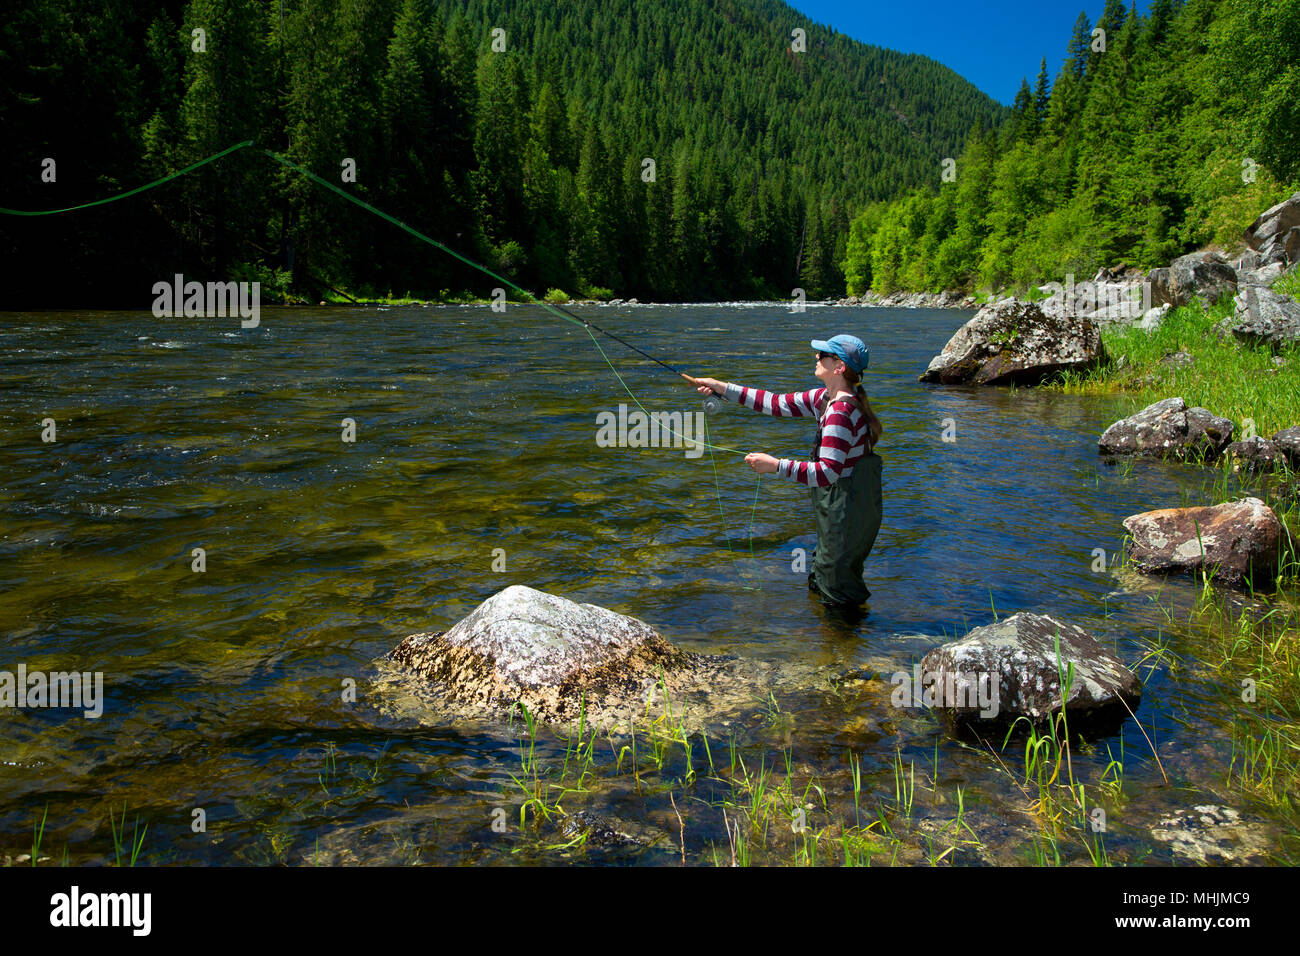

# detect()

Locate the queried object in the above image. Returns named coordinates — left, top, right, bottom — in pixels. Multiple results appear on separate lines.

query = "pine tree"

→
left=177, top=0, right=267, bottom=275
left=1090, top=0, right=1128, bottom=76
left=1067, top=11, right=1092, bottom=79
left=1006, top=78, right=1036, bottom=145
left=472, top=51, right=529, bottom=255
left=1033, top=58, right=1051, bottom=130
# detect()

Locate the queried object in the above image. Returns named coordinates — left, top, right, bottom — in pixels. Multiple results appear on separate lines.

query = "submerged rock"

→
left=918, top=612, right=1142, bottom=732
left=558, top=809, right=674, bottom=850
left=1150, top=805, right=1271, bottom=864
left=1122, top=497, right=1283, bottom=588
left=918, top=299, right=1105, bottom=385
left=1098, top=397, right=1234, bottom=461
left=387, top=585, right=805, bottom=728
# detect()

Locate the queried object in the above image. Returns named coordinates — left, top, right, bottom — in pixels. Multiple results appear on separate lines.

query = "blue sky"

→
left=786, top=1, right=1154, bottom=105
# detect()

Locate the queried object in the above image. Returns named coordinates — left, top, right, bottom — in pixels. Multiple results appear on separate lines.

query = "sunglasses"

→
left=817, top=351, right=839, bottom=363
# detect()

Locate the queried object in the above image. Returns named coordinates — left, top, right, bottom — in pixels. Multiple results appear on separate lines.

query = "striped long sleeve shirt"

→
left=723, top=382, right=871, bottom=487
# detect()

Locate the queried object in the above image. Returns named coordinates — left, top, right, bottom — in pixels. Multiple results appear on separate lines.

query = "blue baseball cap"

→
left=810, top=334, right=869, bottom=373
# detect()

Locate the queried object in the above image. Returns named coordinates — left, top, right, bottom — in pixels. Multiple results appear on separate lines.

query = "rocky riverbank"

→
left=843, top=190, right=1300, bottom=352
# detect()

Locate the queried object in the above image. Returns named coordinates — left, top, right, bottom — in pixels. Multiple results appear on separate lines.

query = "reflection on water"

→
left=0, top=304, right=1293, bottom=864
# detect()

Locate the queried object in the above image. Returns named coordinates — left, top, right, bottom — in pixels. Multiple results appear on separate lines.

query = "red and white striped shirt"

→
left=724, top=383, right=871, bottom=487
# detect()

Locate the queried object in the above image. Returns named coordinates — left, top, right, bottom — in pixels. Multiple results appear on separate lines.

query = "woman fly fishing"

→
left=690, top=334, right=883, bottom=607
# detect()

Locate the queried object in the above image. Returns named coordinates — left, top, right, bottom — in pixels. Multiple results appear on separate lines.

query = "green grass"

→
left=1050, top=296, right=1300, bottom=437
left=1274, top=268, right=1300, bottom=300
left=109, top=803, right=148, bottom=867
left=1193, top=588, right=1300, bottom=812
left=31, top=805, right=47, bottom=865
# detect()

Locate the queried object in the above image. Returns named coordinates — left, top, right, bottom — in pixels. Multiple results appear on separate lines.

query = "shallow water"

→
left=1, top=304, right=1294, bottom=865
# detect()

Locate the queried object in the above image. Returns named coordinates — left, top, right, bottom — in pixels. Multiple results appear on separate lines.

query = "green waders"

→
left=807, top=431, right=882, bottom=606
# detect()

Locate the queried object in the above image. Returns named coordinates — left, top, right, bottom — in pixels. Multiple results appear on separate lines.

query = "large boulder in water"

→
left=391, top=585, right=688, bottom=723
left=918, top=299, right=1105, bottom=385
left=918, top=612, right=1142, bottom=732
left=387, top=585, right=808, bottom=729
left=1098, top=397, right=1234, bottom=461
left=1122, top=497, right=1283, bottom=588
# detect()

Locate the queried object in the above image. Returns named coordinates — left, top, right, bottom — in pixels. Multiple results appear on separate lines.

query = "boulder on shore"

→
left=1098, top=397, right=1234, bottom=461
left=1221, top=437, right=1282, bottom=474
left=918, top=612, right=1142, bottom=731
left=1271, top=426, right=1300, bottom=468
left=1122, top=497, right=1283, bottom=588
left=918, top=299, right=1105, bottom=385
left=1169, top=250, right=1238, bottom=307
left=1243, top=191, right=1300, bottom=268
left=1223, top=284, right=1300, bottom=349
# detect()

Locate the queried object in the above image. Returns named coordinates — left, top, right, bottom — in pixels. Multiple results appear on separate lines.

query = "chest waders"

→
left=807, top=399, right=883, bottom=606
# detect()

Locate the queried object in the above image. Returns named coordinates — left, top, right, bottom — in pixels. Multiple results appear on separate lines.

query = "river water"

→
left=1, top=304, right=1293, bottom=865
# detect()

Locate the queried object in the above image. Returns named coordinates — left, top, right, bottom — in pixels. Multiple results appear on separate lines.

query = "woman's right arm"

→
left=693, top=378, right=824, bottom=418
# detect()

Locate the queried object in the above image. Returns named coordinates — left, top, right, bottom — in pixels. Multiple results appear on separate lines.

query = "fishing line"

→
left=3, top=140, right=769, bottom=583
left=255, top=147, right=752, bottom=456
left=0, top=139, right=256, bottom=216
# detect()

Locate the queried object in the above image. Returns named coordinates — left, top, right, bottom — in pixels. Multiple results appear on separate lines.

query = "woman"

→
left=691, top=334, right=883, bottom=606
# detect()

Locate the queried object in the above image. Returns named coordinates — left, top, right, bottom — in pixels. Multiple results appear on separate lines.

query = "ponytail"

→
left=843, top=367, right=883, bottom=449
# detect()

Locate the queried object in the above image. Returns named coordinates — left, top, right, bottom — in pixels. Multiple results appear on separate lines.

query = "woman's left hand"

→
left=744, top=452, right=779, bottom=474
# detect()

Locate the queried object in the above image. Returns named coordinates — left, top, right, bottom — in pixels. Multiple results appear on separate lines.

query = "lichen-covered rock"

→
left=387, top=585, right=805, bottom=728
left=1225, top=285, right=1300, bottom=349
left=1244, top=191, right=1300, bottom=268
left=1098, top=397, right=1234, bottom=461
left=918, top=299, right=1105, bottom=385
left=1230, top=249, right=1261, bottom=274
left=390, top=585, right=689, bottom=724
left=1145, top=266, right=1177, bottom=307
left=1169, top=250, right=1238, bottom=306
left=1221, top=437, right=1282, bottom=473
left=1159, top=350, right=1194, bottom=369
left=1238, top=261, right=1286, bottom=287
left=1122, top=497, right=1282, bottom=588
left=1271, top=426, right=1300, bottom=467
left=918, top=612, right=1141, bottom=729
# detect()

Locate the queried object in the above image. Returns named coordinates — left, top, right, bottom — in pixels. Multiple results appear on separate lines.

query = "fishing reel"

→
left=702, top=393, right=723, bottom=415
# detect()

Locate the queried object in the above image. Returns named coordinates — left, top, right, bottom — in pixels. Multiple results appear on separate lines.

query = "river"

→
left=0, top=304, right=1290, bottom=864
